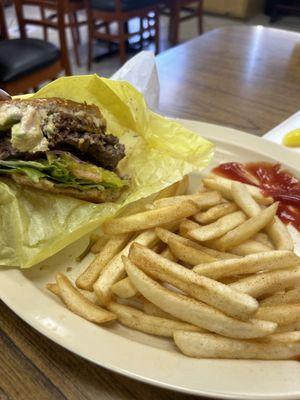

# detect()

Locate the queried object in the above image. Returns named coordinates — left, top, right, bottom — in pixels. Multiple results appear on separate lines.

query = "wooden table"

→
left=157, top=26, right=300, bottom=136
left=1, top=26, right=300, bottom=400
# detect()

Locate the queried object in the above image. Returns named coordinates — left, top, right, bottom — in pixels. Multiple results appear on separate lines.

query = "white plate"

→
left=1, top=119, right=300, bottom=400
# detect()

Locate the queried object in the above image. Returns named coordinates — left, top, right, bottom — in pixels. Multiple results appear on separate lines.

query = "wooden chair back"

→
left=13, top=0, right=71, bottom=74
left=0, top=1, right=9, bottom=39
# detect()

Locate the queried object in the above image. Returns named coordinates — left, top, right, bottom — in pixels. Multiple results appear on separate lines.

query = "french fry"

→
left=255, top=304, right=300, bottom=325
left=56, top=274, right=116, bottom=324
left=156, top=227, right=236, bottom=260
left=260, top=331, right=300, bottom=343
left=260, top=288, right=300, bottom=307
left=91, top=235, right=109, bottom=254
left=160, top=247, right=177, bottom=262
left=47, top=282, right=98, bottom=303
left=129, top=244, right=258, bottom=320
left=111, top=277, right=137, bottom=299
left=231, top=181, right=293, bottom=250
left=154, top=176, right=189, bottom=201
left=154, top=181, right=180, bottom=200
left=194, top=202, right=238, bottom=224
left=179, top=218, right=201, bottom=236
left=231, top=181, right=261, bottom=216
left=213, top=203, right=278, bottom=251
left=76, top=233, right=131, bottom=291
left=229, top=266, right=300, bottom=298
left=93, top=229, right=158, bottom=305
left=107, top=302, right=200, bottom=337
left=252, top=233, right=274, bottom=249
left=193, top=250, right=300, bottom=280
left=143, top=300, right=179, bottom=320
left=230, top=240, right=273, bottom=256
left=187, top=211, right=247, bottom=241
left=175, top=175, right=189, bottom=195
left=152, top=191, right=222, bottom=210
left=124, top=257, right=276, bottom=338
left=267, top=216, right=294, bottom=251
left=168, top=238, right=217, bottom=265
left=173, top=331, right=300, bottom=360
left=203, top=176, right=273, bottom=205
left=102, top=200, right=201, bottom=235
left=276, top=321, right=300, bottom=333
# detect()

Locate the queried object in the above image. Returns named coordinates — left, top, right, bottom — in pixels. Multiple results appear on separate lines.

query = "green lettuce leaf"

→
left=0, top=153, right=127, bottom=191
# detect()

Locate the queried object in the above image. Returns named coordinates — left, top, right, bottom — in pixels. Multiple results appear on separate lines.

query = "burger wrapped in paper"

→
left=0, top=98, right=128, bottom=203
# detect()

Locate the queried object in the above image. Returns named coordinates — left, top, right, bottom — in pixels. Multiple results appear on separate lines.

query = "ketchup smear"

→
left=213, top=162, right=300, bottom=231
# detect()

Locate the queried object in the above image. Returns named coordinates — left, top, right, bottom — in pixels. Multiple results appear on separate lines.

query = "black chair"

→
left=0, top=0, right=71, bottom=95
left=85, top=0, right=160, bottom=68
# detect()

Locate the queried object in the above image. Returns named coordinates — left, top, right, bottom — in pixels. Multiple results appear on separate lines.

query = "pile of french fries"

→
left=47, top=173, right=300, bottom=360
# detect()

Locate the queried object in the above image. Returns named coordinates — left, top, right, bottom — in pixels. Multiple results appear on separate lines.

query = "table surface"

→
left=157, top=25, right=300, bottom=136
left=1, top=26, right=300, bottom=400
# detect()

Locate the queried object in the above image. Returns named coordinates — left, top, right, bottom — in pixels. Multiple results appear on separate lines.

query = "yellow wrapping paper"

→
left=2, top=75, right=214, bottom=268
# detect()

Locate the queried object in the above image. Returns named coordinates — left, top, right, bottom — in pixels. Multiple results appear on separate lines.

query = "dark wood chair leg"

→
left=87, top=13, right=94, bottom=70
left=104, top=22, right=113, bottom=51
left=69, top=12, right=81, bottom=67
left=118, top=21, right=126, bottom=64
left=40, top=5, right=48, bottom=41
left=73, top=11, right=81, bottom=44
left=154, top=10, right=160, bottom=54
left=171, top=0, right=180, bottom=45
left=198, top=0, right=203, bottom=35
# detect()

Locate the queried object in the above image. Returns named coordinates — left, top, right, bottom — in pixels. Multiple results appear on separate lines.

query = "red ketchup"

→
left=213, top=162, right=300, bottom=231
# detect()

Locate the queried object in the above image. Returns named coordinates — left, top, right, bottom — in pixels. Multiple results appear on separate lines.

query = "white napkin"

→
left=111, top=51, right=160, bottom=111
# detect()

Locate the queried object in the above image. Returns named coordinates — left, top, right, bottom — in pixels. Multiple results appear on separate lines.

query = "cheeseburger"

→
left=0, top=98, right=127, bottom=203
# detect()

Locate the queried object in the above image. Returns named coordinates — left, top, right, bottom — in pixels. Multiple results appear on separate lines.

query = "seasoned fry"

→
left=102, top=200, right=201, bottom=235
left=156, top=227, right=236, bottom=260
left=143, top=300, right=179, bottom=320
left=124, top=257, right=276, bottom=338
left=175, top=175, right=190, bottom=195
left=260, top=331, right=300, bottom=343
left=152, top=191, right=222, bottom=210
left=76, top=233, right=131, bottom=291
left=255, top=304, right=300, bottom=325
left=111, top=277, right=137, bottom=299
left=194, top=202, right=238, bottom=224
left=93, top=229, right=158, bottom=305
left=229, top=266, right=300, bottom=298
left=155, top=181, right=180, bottom=200
left=168, top=238, right=217, bottom=265
left=187, top=211, right=247, bottom=241
left=129, top=244, right=258, bottom=320
left=91, top=235, right=109, bottom=254
left=276, top=321, right=300, bottom=333
left=160, top=247, right=177, bottom=262
left=252, top=233, right=274, bottom=249
left=213, top=203, right=278, bottom=251
left=193, top=250, right=300, bottom=280
left=56, top=273, right=116, bottom=324
left=231, top=181, right=293, bottom=251
left=107, top=302, right=200, bottom=337
left=267, top=216, right=294, bottom=251
left=173, top=331, right=300, bottom=359
left=230, top=240, right=272, bottom=256
left=179, top=218, right=200, bottom=236
left=203, top=176, right=273, bottom=205
left=231, top=181, right=261, bottom=216
left=260, top=288, right=300, bottom=307
left=47, top=282, right=61, bottom=297
left=47, top=282, right=98, bottom=303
